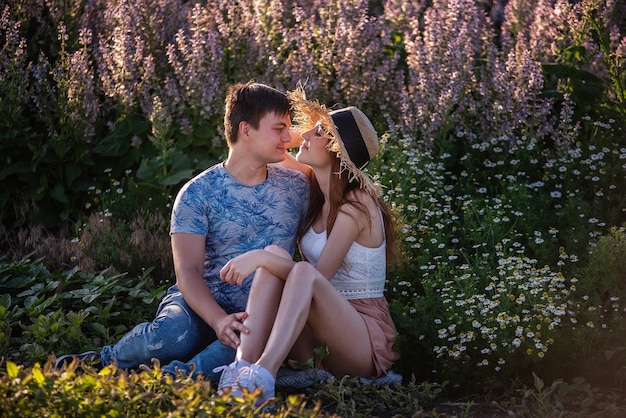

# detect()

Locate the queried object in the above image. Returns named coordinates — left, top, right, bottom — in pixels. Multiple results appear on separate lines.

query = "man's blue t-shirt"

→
left=169, top=162, right=309, bottom=312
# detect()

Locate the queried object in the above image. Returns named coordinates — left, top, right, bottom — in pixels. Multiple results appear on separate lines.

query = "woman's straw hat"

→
left=288, top=87, right=381, bottom=197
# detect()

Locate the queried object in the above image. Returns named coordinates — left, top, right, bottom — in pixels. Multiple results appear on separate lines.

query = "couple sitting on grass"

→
left=55, top=82, right=399, bottom=404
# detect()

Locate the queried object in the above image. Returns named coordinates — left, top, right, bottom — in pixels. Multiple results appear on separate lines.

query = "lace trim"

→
left=335, top=286, right=385, bottom=300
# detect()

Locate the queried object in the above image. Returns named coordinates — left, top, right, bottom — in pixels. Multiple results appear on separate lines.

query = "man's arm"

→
left=171, top=233, right=249, bottom=349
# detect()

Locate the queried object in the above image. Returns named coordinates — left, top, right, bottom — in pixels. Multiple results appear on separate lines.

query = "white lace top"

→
left=299, top=210, right=386, bottom=300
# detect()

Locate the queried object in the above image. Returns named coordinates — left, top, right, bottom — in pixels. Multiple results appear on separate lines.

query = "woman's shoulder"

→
left=346, top=189, right=377, bottom=206
left=341, top=189, right=379, bottom=218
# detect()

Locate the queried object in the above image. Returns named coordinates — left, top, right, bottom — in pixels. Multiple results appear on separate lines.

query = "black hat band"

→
left=331, top=109, right=370, bottom=168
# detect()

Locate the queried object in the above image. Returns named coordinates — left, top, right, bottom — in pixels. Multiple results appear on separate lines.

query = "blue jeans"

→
left=162, top=339, right=236, bottom=382
left=100, top=288, right=215, bottom=369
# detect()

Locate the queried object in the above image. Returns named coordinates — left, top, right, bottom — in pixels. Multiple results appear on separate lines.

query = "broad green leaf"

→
left=92, top=322, right=108, bottom=337
left=7, top=361, right=18, bottom=378
left=159, top=169, right=194, bottom=186
left=136, top=160, right=158, bottom=182
left=0, top=294, right=11, bottom=309
left=50, top=184, right=69, bottom=203
left=65, top=165, right=81, bottom=187
left=32, top=364, right=44, bottom=385
left=82, top=292, right=100, bottom=304
left=0, top=162, right=30, bottom=180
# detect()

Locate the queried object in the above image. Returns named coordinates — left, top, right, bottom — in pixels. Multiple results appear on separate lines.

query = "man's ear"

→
left=238, top=121, right=250, bottom=141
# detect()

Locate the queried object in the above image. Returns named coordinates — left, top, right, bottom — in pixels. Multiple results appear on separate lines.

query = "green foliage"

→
left=554, top=225, right=626, bottom=385
left=93, top=110, right=225, bottom=209
left=370, top=115, right=626, bottom=391
left=0, top=6, right=226, bottom=229
left=0, top=255, right=166, bottom=365
left=494, top=373, right=626, bottom=417
left=1, top=0, right=626, bottom=414
left=0, top=9, right=36, bottom=227
left=580, top=225, right=626, bottom=302
left=583, top=2, right=626, bottom=118
left=305, top=375, right=447, bottom=417
left=136, top=108, right=224, bottom=189
left=0, top=361, right=325, bottom=417
left=0, top=14, right=105, bottom=228
left=542, top=53, right=605, bottom=118
left=538, top=0, right=626, bottom=123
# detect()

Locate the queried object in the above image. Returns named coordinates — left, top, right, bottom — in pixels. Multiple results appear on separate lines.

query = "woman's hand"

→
left=214, top=311, right=249, bottom=349
left=220, top=249, right=265, bottom=285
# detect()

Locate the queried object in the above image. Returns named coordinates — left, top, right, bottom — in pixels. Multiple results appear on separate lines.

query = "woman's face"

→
left=296, top=121, right=333, bottom=168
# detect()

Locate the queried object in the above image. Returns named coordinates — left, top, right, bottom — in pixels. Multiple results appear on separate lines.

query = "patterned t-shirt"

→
left=169, top=162, right=309, bottom=312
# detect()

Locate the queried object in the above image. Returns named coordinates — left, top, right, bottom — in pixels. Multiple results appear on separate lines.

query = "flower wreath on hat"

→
left=288, top=87, right=382, bottom=198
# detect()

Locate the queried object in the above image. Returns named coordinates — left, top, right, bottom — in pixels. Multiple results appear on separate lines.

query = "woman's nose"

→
left=301, top=127, right=315, bottom=140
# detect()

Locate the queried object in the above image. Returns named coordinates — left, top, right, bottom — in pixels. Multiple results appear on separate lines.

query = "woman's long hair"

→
left=298, top=153, right=398, bottom=263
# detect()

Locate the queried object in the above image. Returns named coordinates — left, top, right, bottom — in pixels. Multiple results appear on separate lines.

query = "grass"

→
left=2, top=357, right=626, bottom=417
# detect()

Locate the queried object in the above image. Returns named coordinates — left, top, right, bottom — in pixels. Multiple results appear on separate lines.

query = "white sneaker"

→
left=214, top=359, right=249, bottom=394
left=233, top=364, right=276, bottom=404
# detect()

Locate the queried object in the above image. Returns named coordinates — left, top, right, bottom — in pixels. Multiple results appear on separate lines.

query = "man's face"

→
left=248, top=112, right=292, bottom=164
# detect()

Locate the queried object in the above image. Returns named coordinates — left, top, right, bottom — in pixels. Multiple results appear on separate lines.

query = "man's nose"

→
left=285, top=129, right=298, bottom=142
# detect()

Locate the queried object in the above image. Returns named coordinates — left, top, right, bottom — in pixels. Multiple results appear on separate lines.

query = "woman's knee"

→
left=251, top=262, right=284, bottom=291
left=289, top=260, right=313, bottom=276
left=251, top=245, right=291, bottom=287
left=264, top=244, right=291, bottom=259
left=287, top=261, right=324, bottom=286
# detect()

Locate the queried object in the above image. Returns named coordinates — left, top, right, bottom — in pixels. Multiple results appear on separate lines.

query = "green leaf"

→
left=0, top=162, right=30, bottom=180
left=193, top=123, right=217, bottom=141
left=533, top=372, right=544, bottom=392
left=573, top=68, right=602, bottom=83
left=93, top=135, right=130, bottom=157
left=542, top=63, right=575, bottom=77
left=32, top=364, right=44, bottom=385
left=35, top=175, right=48, bottom=200
left=7, top=361, right=18, bottom=378
left=0, top=294, right=10, bottom=309
left=82, top=292, right=100, bottom=304
left=92, top=322, right=108, bottom=337
left=113, top=118, right=131, bottom=138
left=159, top=169, right=194, bottom=186
left=128, top=114, right=150, bottom=135
left=1, top=274, right=37, bottom=288
left=170, top=152, right=191, bottom=172
left=65, top=165, right=81, bottom=187
left=136, top=160, right=158, bottom=182
left=50, top=184, right=69, bottom=203
left=24, top=295, right=39, bottom=308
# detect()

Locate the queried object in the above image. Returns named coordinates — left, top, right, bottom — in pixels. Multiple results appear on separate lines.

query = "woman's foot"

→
left=219, top=364, right=276, bottom=404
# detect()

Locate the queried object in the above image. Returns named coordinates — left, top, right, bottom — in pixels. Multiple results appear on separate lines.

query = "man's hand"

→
left=214, top=311, right=249, bottom=349
left=220, top=250, right=264, bottom=285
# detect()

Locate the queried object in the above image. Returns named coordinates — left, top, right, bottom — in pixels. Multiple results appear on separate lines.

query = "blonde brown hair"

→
left=298, top=152, right=398, bottom=264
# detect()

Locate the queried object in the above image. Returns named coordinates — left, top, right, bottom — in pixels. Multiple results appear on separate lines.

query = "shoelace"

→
left=213, top=364, right=240, bottom=393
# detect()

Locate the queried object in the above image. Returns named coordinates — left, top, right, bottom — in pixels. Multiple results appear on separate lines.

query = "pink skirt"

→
left=348, top=296, right=400, bottom=378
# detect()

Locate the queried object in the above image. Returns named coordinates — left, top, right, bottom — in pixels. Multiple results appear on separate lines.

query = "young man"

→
left=55, top=82, right=310, bottom=378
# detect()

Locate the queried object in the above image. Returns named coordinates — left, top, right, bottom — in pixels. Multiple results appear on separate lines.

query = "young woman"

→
left=215, top=88, right=399, bottom=402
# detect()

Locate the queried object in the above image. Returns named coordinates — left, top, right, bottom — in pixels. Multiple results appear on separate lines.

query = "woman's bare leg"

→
left=236, top=245, right=291, bottom=363
left=256, top=261, right=375, bottom=377
left=288, top=325, right=316, bottom=365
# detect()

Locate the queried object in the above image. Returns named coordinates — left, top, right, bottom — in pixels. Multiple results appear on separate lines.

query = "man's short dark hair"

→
left=224, top=82, right=291, bottom=145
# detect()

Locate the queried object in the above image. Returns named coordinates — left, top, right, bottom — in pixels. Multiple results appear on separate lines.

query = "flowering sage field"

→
left=1, top=0, right=625, bottom=395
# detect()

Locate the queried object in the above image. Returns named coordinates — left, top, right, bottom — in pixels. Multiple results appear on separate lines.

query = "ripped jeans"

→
left=100, top=281, right=250, bottom=378
left=161, top=339, right=235, bottom=381
left=100, top=288, right=215, bottom=369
